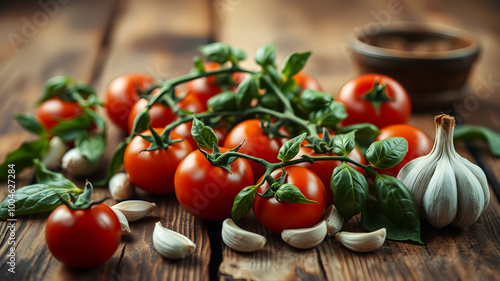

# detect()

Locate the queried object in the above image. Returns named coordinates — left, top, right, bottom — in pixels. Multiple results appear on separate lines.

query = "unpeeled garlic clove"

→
left=112, top=208, right=131, bottom=235
left=319, top=205, right=344, bottom=236
left=153, top=221, right=196, bottom=259
left=62, top=148, right=98, bottom=176
left=41, top=136, right=67, bottom=170
left=109, top=172, right=135, bottom=201
left=335, top=228, right=386, bottom=252
left=222, top=219, right=266, bottom=252
left=281, top=221, right=327, bottom=249
left=111, top=200, right=156, bottom=222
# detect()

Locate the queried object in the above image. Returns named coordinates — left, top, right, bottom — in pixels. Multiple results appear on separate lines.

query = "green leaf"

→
left=50, top=115, right=92, bottom=142
left=37, top=76, right=74, bottom=104
left=366, top=137, right=408, bottom=169
left=236, top=75, right=260, bottom=110
left=14, top=113, right=46, bottom=136
left=337, top=123, right=380, bottom=142
left=95, top=141, right=128, bottom=186
left=230, top=48, right=246, bottom=63
left=282, top=51, right=311, bottom=78
left=131, top=108, right=150, bottom=135
left=453, top=125, right=500, bottom=157
left=254, top=43, right=276, bottom=66
left=275, top=183, right=317, bottom=204
left=0, top=137, right=50, bottom=180
left=231, top=185, right=257, bottom=222
left=298, top=89, right=333, bottom=111
left=193, top=56, right=205, bottom=73
left=207, top=91, right=237, bottom=112
left=87, top=109, right=106, bottom=132
left=332, top=130, right=356, bottom=155
left=277, top=133, right=306, bottom=162
left=76, top=133, right=106, bottom=165
left=200, top=42, right=231, bottom=64
left=33, top=159, right=77, bottom=189
left=331, top=163, right=369, bottom=222
left=309, top=101, right=347, bottom=127
left=191, top=117, right=218, bottom=150
left=364, top=175, right=422, bottom=243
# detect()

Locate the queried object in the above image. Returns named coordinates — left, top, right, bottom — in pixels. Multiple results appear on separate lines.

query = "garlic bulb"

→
left=397, top=114, right=490, bottom=228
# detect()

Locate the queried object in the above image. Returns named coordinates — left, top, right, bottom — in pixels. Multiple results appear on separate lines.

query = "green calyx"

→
left=57, top=181, right=106, bottom=210
left=363, top=79, right=392, bottom=113
left=138, top=125, right=183, bottom=151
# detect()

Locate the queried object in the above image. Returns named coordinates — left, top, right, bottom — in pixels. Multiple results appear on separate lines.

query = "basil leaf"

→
left=37, top=76, right=73, bottom=104
left=76, top=133, right=106, bottom=165
left=275, top=183, right=316, bottom=204
left=332, top=130, right=356, bottom=156
left=309, top=101, right=347, bottom=127
left=231, top=185, right=257, bottom=222
left=331, top=163, right=369, bottom=222
left=453, top=125, right=500, bottom=157
left=131, top=108, right=150, bottom=135
left=298, top=89, right=333, bottom=111
left=207, top=91, right=237, bottom=112
left=193, top=56, right=205, bottom=73
left=87, top=109, right=106, bottom=132
left=33, top=159, right=77, bottom=189
left=367, top=175, right=422, bottom=243
left=191, top=117, right=218, bottom=150
left=282, top=51, right=311, bottom=78
left=337, top=123, right=380, bottom=142
left=200, top=42, right=231, bottom=64
left=366, top=137, right=408, bottom=169
left=254, top=43, right=276, bottom=67
left=0, top=137, right=49, bottom=180
left=277, top=133, right=306, bottom=162
left=95, top=141, right=128, bottom=186
left=14, top=113, right=46, bottom=136
left=236, top=75, right=260, bottom=110
left=50, top=115, right=92, bottom=142
left=230, top=47, right=246, bottom=63
left=0, top=183, right=82, bottom=219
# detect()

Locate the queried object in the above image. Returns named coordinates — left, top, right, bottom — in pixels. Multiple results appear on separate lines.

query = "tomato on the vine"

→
left=175, top=146, right=254, bottom=221
left=335, top=74, right=411, bottom=129
left=36, top=97, right=85, bottom=130
left=104, top=74, right=155, bottom=130
left=223, top=119, right=285, bottom=181
left=296, top=134, right=366, bottom=206
left=124, top=128, right=192, bottom=194
left=293, top=72, right=322, bottom=92
left=375, top=124, right=433, bottom=177
left=45, top=187, right=121, bottom=268
left=253, top=166, right=327, bottom=234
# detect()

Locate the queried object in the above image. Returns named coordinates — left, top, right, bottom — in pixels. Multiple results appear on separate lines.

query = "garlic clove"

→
left=222, top=219, right=266, bottom=252
left=317, top=205, right=343, bottom=236
left=153, top=221, right=196, bottom=259
left=62, top=148, right=98, bottom=176
left=281, top=221, right=327, bottom=249
left=452, top=160, right=486, bottom=227
left=112, top=208, right=131, bottom=235
left=109, top=172, right=135, bottom=201
left=458, top=155, right=490, bottom=212
left=335, top=228, right=386, bottom=252
left=111, top=200, right=156, bottom=222
left=41, top=136, right=67, bottom=170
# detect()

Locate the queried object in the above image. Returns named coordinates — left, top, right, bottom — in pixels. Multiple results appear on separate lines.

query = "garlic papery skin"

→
left=335, top=228, right=386, bottom=253
left=62, top=148, right=98, bottom=176
left=222, top=219, right=266, bottom=252
left=281, top=221, right=327, bottom=249
left=111, top=200, right=156, bottom=222
left=153, top=222, right=196, bottom=259
left=41, top=136, right=67, bottom=170
left=112, top=208, right=131, bottom=235
left=397, top=114, right=490, bottom=228
left=109, top=172, right=135, bottom=201
left=317, top=205, right=343, bottom=236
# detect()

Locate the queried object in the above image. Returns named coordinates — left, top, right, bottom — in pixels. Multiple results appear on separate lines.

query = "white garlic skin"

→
left=397, top=114, right=490, bottom=228
left=153, top=222, right=196, bottom=259
left=62, top=148, right=98, bottom=176
left=109, top=172, right=135, bottom=201
left=41, top=136, right=67, bottom=170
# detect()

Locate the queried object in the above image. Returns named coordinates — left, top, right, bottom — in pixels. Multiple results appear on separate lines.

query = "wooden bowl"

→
left=349, top=22, right=480, bottom=110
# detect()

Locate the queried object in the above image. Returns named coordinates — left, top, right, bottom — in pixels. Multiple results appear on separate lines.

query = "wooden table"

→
left=1, top=0, right=499, bottom=280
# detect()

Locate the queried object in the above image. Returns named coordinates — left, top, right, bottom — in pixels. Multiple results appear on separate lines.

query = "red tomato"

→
left=336, top=74, right=411, bottom=129
left=36, top=97, right=85, bottom=130
left=104, top=74, right=155, bottom=130
left=224, top=119, right=285, bottom=181
left=296, top=134, right=366, bottom=206
left=45, top=203, right=121, bottom=268
left=186, top=62, right=245, bottom=110
left=127, top=89, right=204, bottom=133
left=294, top=72, right=323, bottom=92
left=253, top=166, right=327, bottom=234
left=175, top=147, right=254, bottom=220
left=375, top=124, right=433, bottom=177
left=124, top=128, right=193, bottom=194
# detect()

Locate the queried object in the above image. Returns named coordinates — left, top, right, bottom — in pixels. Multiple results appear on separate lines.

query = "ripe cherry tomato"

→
left=124, top=128, right=193, bottom=194
left=253, top=166, right=327, bottom=234
left=294, top=72, right=323, bottom=92
left=223, top=119, right=285, bottom=181
left=296, top=134, right=366, bottom=206
left=36, top=97, right=85, bottom=130
left=175, top=147, right=254, bottom=220
left=336, top=74, right=411, bottom=129
left=127, top=89, right=204, bottom=133
left=375, top=124, right=433, bottom=177
left=104, top=74, right=155, bottom=130
left=45, top=203, right=121, bottom=268
left=186, top=62, right=245, bottom=110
